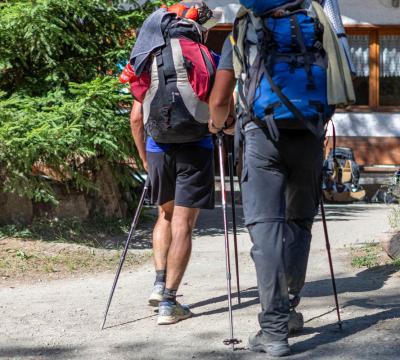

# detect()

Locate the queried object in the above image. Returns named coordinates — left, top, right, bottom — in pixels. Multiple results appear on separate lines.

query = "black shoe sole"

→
left=248, top=342, right=291, bottom=357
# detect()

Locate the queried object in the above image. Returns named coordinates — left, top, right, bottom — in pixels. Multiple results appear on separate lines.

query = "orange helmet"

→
left=166, top=3, right=199, bottom=21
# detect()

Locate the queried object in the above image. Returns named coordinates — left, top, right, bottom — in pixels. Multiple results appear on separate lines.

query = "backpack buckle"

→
left=289, top=55, right=297, bottom=72
left=314, top=41, right=323, bottom=51
left=307, top=82, right=316, bottom=91
left=265, top=101, right=281, bottom=115
left=159, top=106, right=172, bottom=127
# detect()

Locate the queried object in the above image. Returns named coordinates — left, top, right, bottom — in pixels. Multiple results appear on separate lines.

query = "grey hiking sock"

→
left=289, top=294, right=300, bottom=309
left=162, top=288, right=177, bottom=304
left=155, top=270, right=166, bottom=285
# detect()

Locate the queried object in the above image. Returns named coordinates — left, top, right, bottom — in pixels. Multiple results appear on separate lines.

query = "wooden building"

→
left=205, top=0, right=400, bottom=169
left=119, top=0, right=400, bottom=168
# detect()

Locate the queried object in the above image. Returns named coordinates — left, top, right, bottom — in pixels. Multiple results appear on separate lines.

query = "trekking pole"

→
left=217, top=132, right=241, bottom=350
left=226, top=136, right=241, bottom=304
left=320, top=198, right=342, bottom=329
left=101, top=177, right=150, bottom=330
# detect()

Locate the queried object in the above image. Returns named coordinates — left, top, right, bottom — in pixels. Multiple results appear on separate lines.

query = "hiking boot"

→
left=157, top=301, right=192, bottom=325
left=148, top=283, right=165, bottom=307
left=288, top=309, right=304, bottom=334
left=248, top=331, right=290, bottom=357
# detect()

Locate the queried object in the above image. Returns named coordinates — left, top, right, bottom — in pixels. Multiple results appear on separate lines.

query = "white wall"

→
left=206, top=1, right=400, bottom=137
left=205, top=0, right=400, bottom=25
left=329, top=113, right=400, bottom=137
left=340, top=0, right=400, bottom=25
left=120, top=1, right=400, bottom=25
left=205, top=0, right=241, bottom=23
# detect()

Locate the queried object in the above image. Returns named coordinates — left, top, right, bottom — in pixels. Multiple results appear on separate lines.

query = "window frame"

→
left=345, top=25, right=400, bottom=113
left=211, top=24, right=400, bottom=113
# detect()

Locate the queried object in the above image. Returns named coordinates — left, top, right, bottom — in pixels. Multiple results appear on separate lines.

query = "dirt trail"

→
left=1, top=204, right=399, bottom=359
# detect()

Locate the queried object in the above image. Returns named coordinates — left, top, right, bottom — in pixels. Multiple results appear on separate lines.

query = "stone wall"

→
left=0, top=161, right=132, bottom=226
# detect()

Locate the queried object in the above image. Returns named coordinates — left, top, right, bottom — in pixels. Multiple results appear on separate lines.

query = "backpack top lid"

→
left=163, top=1, right=222, bottom=29
left=239, top=0, right=301, bottom=16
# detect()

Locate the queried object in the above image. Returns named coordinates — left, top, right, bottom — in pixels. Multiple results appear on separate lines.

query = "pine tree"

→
left=0, top=0, right=164, bottom=205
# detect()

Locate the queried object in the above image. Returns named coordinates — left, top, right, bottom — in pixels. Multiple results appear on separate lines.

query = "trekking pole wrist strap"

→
left=211, top=120, right=225, bottom=131
left=226, top=114, right=236, bottom=127
left=211, top=120, right=224, bottom=131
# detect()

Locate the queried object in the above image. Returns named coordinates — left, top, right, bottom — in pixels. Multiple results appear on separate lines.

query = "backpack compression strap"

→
left=256, top=17, right=325, bottom=137
left=231, top=32, right=281, bottom=141
left=291, top=15, right=316, bottom=90
left=260, top=59, right=324, bottom=137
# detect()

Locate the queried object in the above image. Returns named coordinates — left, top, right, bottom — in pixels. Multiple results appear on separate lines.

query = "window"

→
left=349, top=34, right=370, bottom=106
left=207, top=26, right=231, bottom=53
left=380, top=34, right=400, bottom=106
left=346, top=26, right=400, bottom=110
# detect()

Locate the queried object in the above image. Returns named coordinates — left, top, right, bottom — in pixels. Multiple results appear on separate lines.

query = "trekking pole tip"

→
left=223, top=338, right=241, bottom=351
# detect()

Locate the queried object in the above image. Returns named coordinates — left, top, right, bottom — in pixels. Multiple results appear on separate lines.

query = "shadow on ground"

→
left=0, top=346, right=82, bottom=359
left=108, top=287, right=400, bottom=358
left=108, top=300, right=400, bottom=359
left=314, top=204, right=385, bottom=223
left=194, top=207, right=246, bottom=237
left=186, top=264, right=398, bottom=317
left=303, top=264, right=398, bottom=298
left=102, top=203, right=385, bottom=248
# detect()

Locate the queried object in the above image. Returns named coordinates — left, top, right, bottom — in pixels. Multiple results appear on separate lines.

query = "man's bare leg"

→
left=153, top=201, right=174, bottom=271
left=158, top=206, right=199, bottom=324
left=165, top=206, right=199, bottom=290
left=148, top=201, right=174, bottom=306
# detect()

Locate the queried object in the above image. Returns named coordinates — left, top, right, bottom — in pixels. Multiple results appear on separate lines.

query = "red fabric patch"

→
left=119, top=63, right=136, bottom=84
left=129, top=70, right=151, bottom=103
left=179, top=38, right=216, bottom=102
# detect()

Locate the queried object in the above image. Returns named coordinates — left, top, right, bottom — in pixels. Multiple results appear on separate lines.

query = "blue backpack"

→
left=233, top=1, right=334, bottom=139
left=239, top=0, right=302, bottom=15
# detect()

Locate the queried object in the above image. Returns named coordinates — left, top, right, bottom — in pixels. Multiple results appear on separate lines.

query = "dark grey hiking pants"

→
left=241, top=127, right=324, bottom=341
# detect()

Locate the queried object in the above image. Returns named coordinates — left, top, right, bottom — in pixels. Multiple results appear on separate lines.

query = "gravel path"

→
left=1, top=204, right=399, bottom=359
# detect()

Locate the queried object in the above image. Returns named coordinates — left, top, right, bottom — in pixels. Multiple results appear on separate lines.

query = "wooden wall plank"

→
left=326, top=137, right=400, bottom=166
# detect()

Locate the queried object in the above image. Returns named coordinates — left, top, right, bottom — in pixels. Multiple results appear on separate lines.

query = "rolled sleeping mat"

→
left=320, top=0, right=356, bottom=74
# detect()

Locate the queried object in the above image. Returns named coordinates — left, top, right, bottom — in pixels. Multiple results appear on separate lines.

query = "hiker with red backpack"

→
left=209, top=0, right=355, bottom=356
left=123, top=1, right=223, bottom=325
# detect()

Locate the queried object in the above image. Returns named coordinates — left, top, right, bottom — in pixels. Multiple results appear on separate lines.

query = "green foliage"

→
left=0, top=215, right=134, bottom=248
left=389, top=205, right=400, bottom=229
left=351, top=243, right=380, bottom=268
left=0, top=77, right=136, bottom=202
left=0, top=0, right=162, bottom=94
left=393, top=257, right=400, bottom=269
left=0, top=224, right=32, bottom=239
left=0, top=0, right=165, bottom=207
left=15, top=249, right=33, bottom=261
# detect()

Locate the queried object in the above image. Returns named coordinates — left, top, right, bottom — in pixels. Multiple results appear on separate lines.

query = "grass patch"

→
left=392, top=257, right=400, bottom=270
left=0, top=213, right=155, bottom=282
left=0, top=240, right=152, bottom=282
left=351, top=243, right=381, bottom=268
left=0, top=213, right=154, bottom=248
left=389, top=206, right=400, bottom=230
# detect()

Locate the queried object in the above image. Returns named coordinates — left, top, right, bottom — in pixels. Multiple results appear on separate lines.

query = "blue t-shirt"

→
left=146, top=135, right=213, bottom=153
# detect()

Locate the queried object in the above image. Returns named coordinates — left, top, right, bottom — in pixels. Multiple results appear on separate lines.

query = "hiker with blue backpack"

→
left=209, top=0, right=355, bottom=356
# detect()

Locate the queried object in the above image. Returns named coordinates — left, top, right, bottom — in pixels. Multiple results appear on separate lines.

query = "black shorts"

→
left=147, top=145, right=215, bottom=209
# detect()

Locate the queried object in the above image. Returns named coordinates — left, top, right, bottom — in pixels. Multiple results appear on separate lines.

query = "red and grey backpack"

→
left=122, top=15, right=216, bottom=144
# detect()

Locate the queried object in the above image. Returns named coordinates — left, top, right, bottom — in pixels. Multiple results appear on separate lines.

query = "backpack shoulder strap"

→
left=232, top=7, right=253, bottom=78
left=253, top=15, right=324, bottom=136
